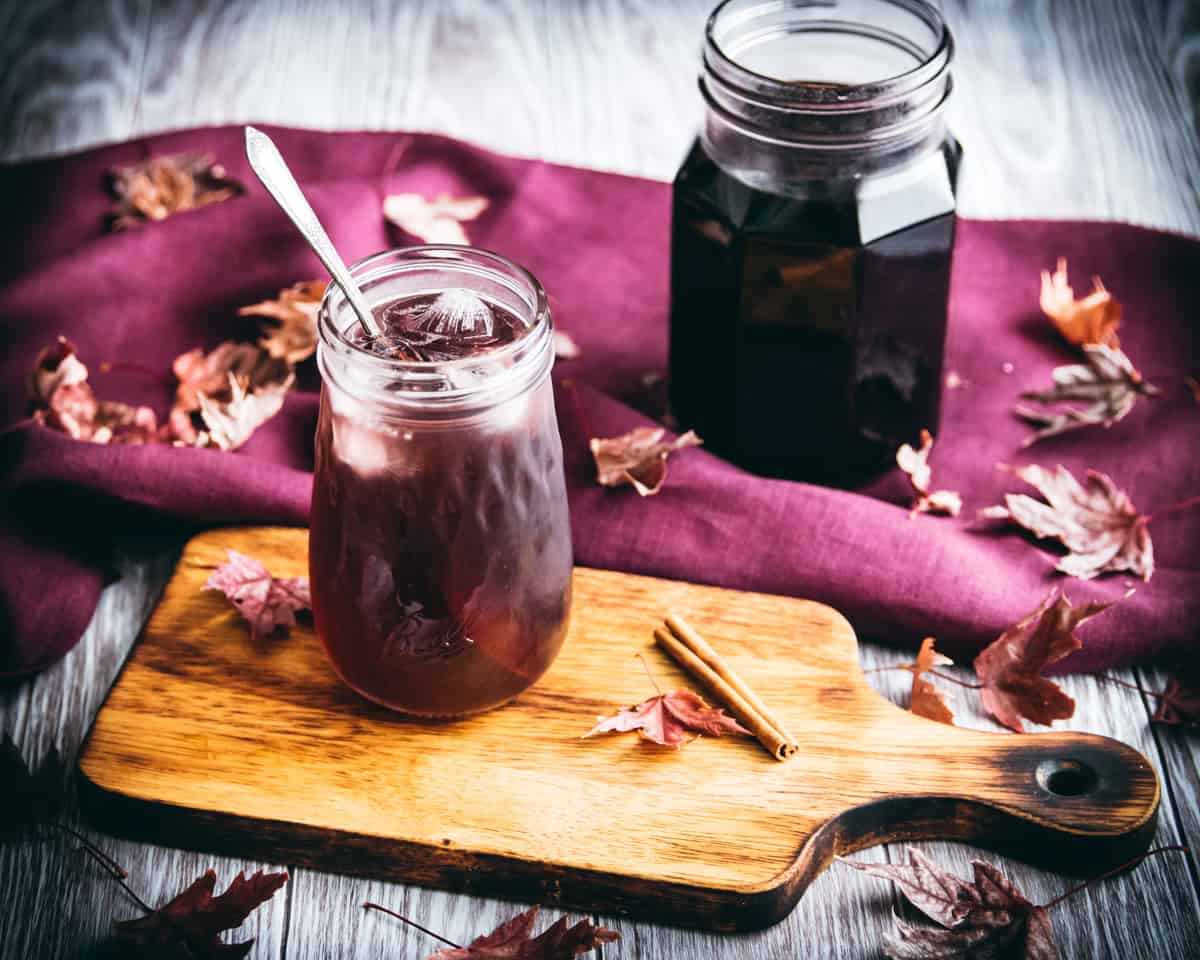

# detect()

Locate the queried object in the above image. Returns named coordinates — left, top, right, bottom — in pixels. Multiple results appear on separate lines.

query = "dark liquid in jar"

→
left=310, top=294, right=573, bottom=717
left=669, top=138, right=961, bottom=484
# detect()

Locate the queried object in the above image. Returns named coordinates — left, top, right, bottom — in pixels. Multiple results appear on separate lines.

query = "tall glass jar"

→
left=310, top=247, right=572, bottom=717
left=670, top=0, right=959, bottom=484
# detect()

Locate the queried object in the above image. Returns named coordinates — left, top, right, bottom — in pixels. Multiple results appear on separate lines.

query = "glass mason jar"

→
left=310, top=247, right=573, bottom=717
left=670, top=0, right=960, bottom=484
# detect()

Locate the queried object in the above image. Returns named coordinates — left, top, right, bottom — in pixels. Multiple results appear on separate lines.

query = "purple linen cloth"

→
left=1, top=125, right=1197, bottom=676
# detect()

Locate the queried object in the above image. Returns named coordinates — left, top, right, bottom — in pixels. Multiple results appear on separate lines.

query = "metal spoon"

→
left=243, top=125, right=380, bottom=337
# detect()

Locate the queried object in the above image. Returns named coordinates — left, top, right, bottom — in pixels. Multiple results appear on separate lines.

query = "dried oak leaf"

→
left=110, top=152, right=244, bottom=230
left=1015, top=344, right=1158, bottom=446
left=553, top=330, right=581, bottom=360
left=239, top=280, right=327, bottom=365
left=903, top=638, right=955, bottom=725
left=203, top=549, right=311, bottom=641
left=590, top=426, right=702, bottom=496
left=0, top=737, right=63, bottom=836
left=1039, top=258, right=1121, bottom=349
left=896, top=430, right=962, bottom=517
left=973, top=590, right=1112, bottom=733
left=584, top=688, right=749, bottom=748
left=383, top=193, right=490, bottom=245
left=842, top=847, right=1059, bottom=960
left=196, top=370, right=295, bottom=451
left=426, top=906, right=619, bottom=960
left=113, top=868, right=287, bottom=959
left=981, top=463, right=1152, bottom=581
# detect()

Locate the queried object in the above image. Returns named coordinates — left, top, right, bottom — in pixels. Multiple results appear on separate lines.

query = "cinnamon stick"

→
left=653, top=624, right=797, bottom=761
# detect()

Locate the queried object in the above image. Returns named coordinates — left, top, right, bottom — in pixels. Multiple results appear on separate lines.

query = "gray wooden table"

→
left=2, top=2, right=1199, bottom=957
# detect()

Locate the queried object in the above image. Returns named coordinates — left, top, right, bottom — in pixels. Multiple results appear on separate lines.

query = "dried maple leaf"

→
left=973, top=590, right=1112, bottom=732
left=896, top=430, right=962, bottom=518
left=584, top=688, right=749, bottom=748
left=425, top=906, right=619, bottom=960
left=383, top=193, right=490, bottom=245
left=28, top=336, right=88, bottom=407
left=172, top=341, right=288, bottom=413
left=1039, top=258, right=1121, bottom=349
left=553, top=330, right=581, bottom=360
left=981, top=464, right=1152, bottom=581
left=196, top=370, right=295, bottom=451
left=203, top=550, right=311, bottom=641
left=590, top=426, right=702, bottom=496
left=902, top=638, right=955, bottom=725
left=113, top=868, right=287, bottom=959
left=1150, top=671, right=1200, bottom=726
left=239, top=280, right=327, bottom=365
left=1015, top=344, right=1158, bottom=446
left=843, top=847, right=1059, bottom=960
left=0, top=737, right=63, bottom=835
left=110, top=152, right=244, bottom=230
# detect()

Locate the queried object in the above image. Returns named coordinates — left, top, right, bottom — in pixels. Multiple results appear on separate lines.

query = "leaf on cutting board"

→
left=203, top=549, right=311, bottom=641
left=590, top=426, right=702, bottom=496
left=383, top=193, right=490, bottom=245
left=842, top=847, right=1060, bottom=960
left=973, top=590, right=1113, bottom=733
left=981, top=463, right=1152, bottom=581
left=895, top=430, right=962, bottom=518
left=240, top=280, right=327, bottom=365
left=425, top=906, right=619, bottom=960
left=584, top=688, right=750, bottom=748
left=1039, top=258, right=1120, bottom=349
left=903, top=638, right=955, bottom=725
left=1014, top=344, right=1157, bottom=446
left=113, top=868, right=287, bottom=959
left=109, top=152, right=244, bottom=230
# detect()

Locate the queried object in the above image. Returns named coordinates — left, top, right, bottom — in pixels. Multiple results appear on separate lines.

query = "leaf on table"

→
left=383, top=193, right=490, bottom=245
left=973, top=590, right=1112, bottom=732
left=584, top=688, right=749, bottom=748
left=203, top=549, right=311, bottom=641
left=842, top=847, right=1059, bottom=960
left=590, top=426, right=702, bottom=496
left=113, top=868, right=287, bottom=959
left=425, top=906, right=619, bottom=960
left=1150, top=671, right=1200, bottom=726
left=0, top=737, right=63, bottom=836
left=553, top=330, right=581, bottom=360
left=981, top=463, right=1152, bottom=581
left=1039, top=258, right=1121, bottom=349
left=239, top=280, right=327, bottom=365
left=110, top=152, right=244, bottom=230
left=896, top=429, right=962, bottom=517
left=902, top=638, right=955, bottom=725
left=1015, top=344, right=1157, bottom=446
left=196, top=370, right=295, bottom=451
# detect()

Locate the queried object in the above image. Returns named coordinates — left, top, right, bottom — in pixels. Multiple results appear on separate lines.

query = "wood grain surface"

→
left=2, top=1, right=1199, bottom=957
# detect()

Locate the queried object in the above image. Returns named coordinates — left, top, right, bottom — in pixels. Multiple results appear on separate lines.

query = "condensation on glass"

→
left=670, top=0, right=960, bottom=483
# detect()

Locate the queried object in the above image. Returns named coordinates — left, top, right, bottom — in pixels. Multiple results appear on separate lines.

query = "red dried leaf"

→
left=843, top=847, right=1059, bottom=960
left=896, top=430, right=962, bottom=518
left=981, top=464, right=1152, bottom=581
left=113, top=868, right=287, bottom=959
left=1186, top=376, right=1200, bottom=404
left=590, top=426, right=702, bottom=496
left=973, top=591, right=1112, bottom=732
left=383, top=193, right=490, bottom=245
left=0, top=737, right=63, bottom=835
left=1151, top=673, right=1200, bottom=727
left=110, top=152, right=244, bottom=230
left=904, top=638, right=955, bottom=726
left=1039, top=258, right=1121, bottom=349
left=203, top=550, right=311, bottom=641
left=426, top=906, right=619, bottom=960
left=585, top=688, right=749, bottom=748
left=1015, top=345, right=1157, bottom=446
left=240, top=280, right=327, bottom=365
left=553, top=330, right=581, bottom=360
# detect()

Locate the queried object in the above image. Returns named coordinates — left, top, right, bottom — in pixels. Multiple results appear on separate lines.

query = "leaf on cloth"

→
left=589, top=426, right=702, bottom=496
left=383, top=193, right=490, bottom=245
left=113, top=868, right=287, bottom=959
left=0, top=737, right=63, bottom=835
left=172, top=341, right=290, bottom=413
left=1039, top=258, right=1121, bottom=348
left=1015, top=344, right=1158, bottom=446
left=425, top=906, right=619, bottom=960
left=239, top=280, right=327, bottom=365
left=1186, top=376, right=1200, bottom=404
left=196, top=370, right=295, bottom=451
left=842, top=847, right=1059, bottom=960
left=973, top=590, right=1112, bottom=732
left=903, top=638, right=955, bottom=725
left=584, top=688, right=750, bottom=748
left=109, top=152, right=244, bottom=230
left=203, top=549, right=311, bottom=641
left=895, top=430, right=962, bottom=517
left=553, top=330, right=581, bottom=360
left=981, top=463, right=1152, bottom=581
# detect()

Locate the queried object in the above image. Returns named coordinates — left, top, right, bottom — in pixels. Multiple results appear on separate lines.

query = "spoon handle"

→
left=244, top=126, right=380, bottom=336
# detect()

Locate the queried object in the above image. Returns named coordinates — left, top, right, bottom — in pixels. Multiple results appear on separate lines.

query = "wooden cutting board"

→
left=78, top=526, right=1159, bottom=931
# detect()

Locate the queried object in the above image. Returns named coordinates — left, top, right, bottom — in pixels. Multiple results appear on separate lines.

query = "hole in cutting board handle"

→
left=1035, top=758, right=1098, bottom=797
